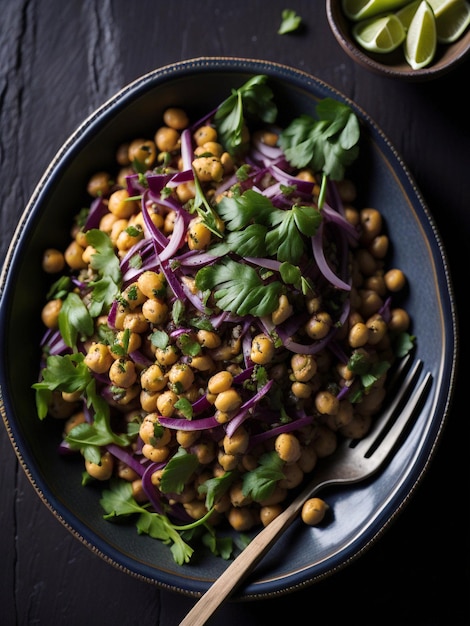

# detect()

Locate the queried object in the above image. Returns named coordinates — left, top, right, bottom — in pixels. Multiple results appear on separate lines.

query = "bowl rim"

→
left=0, top=56, right=459, bottom=598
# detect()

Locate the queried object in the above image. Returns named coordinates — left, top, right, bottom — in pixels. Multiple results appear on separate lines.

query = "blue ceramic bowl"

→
left=0, top=58, right=458, bottom=599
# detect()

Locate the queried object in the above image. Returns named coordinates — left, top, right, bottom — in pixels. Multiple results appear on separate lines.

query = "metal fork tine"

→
left=358, top=367, right=432, bottom=461
left=351, top=358, right=424, bottom=457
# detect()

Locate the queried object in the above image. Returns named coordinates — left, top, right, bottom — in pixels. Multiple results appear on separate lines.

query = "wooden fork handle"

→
left=179, top=479, right=324, bottom=626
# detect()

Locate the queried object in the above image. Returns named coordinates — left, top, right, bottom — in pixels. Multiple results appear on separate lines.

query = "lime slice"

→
left=428, top=0, right=470, bottom=42
left=404, top=0, right=437, bottom=69
left=396, top=0, right=422, bottom=29
left=342, top=0, right=411, bottom=21
left=353, top=13, right=406, bottom=52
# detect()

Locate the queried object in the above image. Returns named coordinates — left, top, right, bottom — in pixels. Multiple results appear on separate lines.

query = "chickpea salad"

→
left=33, top=75, right=414, bottom=565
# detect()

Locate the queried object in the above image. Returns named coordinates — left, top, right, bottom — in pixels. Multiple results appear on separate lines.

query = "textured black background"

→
left=1, top=2, right=469, bottom=624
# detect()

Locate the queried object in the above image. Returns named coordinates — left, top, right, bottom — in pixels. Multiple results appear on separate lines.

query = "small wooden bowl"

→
left=326, top=0, right=470, bottom=80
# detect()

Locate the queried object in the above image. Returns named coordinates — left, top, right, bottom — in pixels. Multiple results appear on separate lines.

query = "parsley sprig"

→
left=214, top=75, right=278, bottom=154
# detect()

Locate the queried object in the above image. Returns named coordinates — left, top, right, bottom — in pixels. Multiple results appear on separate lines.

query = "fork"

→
left=180, top=356, right=432, bottom=626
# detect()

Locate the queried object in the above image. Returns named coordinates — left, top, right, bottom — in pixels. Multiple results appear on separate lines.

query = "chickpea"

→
left=63, top=411, right=86, bottom=435
left=176, top=430, right=200, bottom=448
left=259, top=486, right=288, bottom=507
left=64, top=240, right=87, bottom=270
left=139, top=413, right=171, bottom=447
left=84, top=342, right=114, bottom=373
left=42, top=248, right=65, bottom=273
left=142, top=298, right=169, bottom=324
left=142, top=443, right=170, bottom=463
left=109, top=330, right=142, bottom=358
left=389, top=307, right=410, bottom=333
left=223, top=426, right=249, bottom=456
left=108, top=189, right=138, bottom=219
left=140, top=389, right=159, bottom=412
left=184, top=500, right=208, bottom=521
left=109, top=218, right=129, bottom=246
left=358, top=289, right=383, bottom=318
left=349, top=322, right=369, bottom=348
left=85, top=451, right=113, bottom=481
left=340, top=413, right=372, bottom=439
left=313, top=425, right=337, bottom=458
left=271, top=294, right=293, bottom=325
left=305, top=311, right=332, bottom=340
left=109, top=358, right=137, bottom=388
left=163, top=107, right=189, bottom=130
left=131, top=479, right=147, bottom=503
left=208, top=371, right=233, bottom=394
left=227, top=507, right=256, bottom=532
left=168, top=363, right=195, bottom=392
left=137, top=270, right=166, bottom=299
left=291, top=381, right=312, bottom=399
left=193, top=125, right=217, bottom=146
left=176, top=181, right=196, bottom=203
left=193, top=440, right=217, bottom=465
left=279, top=462, right=304, bottom=490
left=123, top=311, right=149, bottom=334
left=154, top=126, right=180, bottom=152
left=291, top=353, right=317, bottom=382
left=190, top=354, right=215, bottom=372
left=260, top=504, right=283, bottom=527
left=192, top=156, right=224, bottom=182
left=197, top=329, right=221, bottom=350
left=116, top=225, right=144, bottom=252
left=314, top=390, right=339, bottom=416
left=355, top=248, right=377, bottom=276
left=301, top=498, right=329, bottom=526
left=156, top=389, right=179, bottom=417
left=275, top=433, right=302, bottom=464
left=385, top=268, right=406, bottom=292
left=187, top=217, right=212, bottom=250
left=99, top=212, right=119, bottom=234
left=140, top=363, right=167, bottom=392
left=298, top=445, right=318, bottom=474
left=229, top=481, right=252, bottom=508
left=366, top=314, right=388, bottom=345
left=369, top=234, right=389, bottom=259
left=87, top=171, right=112, bottom=197
left=41, top=299, right=62, bottom=329
left=325, top=399, right=354, bottom=431
left=214, top=388, right=242, bottom=413
left=128, top=138, right=157, bottom=168
left=360, top=208, right=382, bottom=243
left=250, top=333, right=275, bottom=365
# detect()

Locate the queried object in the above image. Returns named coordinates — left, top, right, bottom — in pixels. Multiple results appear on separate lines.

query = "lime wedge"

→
left=342, top=0, right=411, bottom=21
left=396, top=0, right=422, bottom=29
left=404, top=0, right=437, bottom=69
left=428, top=0, right=470, bottom=42
left=353, top=13, right=406, bottom=52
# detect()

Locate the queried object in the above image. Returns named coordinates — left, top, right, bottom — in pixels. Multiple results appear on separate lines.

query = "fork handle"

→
left=179, top=478, right=324, bottom=626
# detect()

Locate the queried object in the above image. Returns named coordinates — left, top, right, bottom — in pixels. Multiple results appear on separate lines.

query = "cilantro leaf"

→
left=58, top=292, right=94, bottom=349
left=100, top=480, right=194, bottom=565
left=279, top=99, right=360, bottom=181
left=208, top=223, right=268, bottom=257
left=85, top=229, right=122, bottom=317
left=198, top=471, right=237, bottom=509
left=160, top=447, right=200, bottom=495
left=216, top=189, right=275, bottom=231
left=215, top=75, right=278, bottom=154
left=242, top=452, right=285, bottom=501
left=266, top=204, right=322, bottom=264
left=278, top=9, right=302, bottom=34
left=195, top=258, right=282, bottom=316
